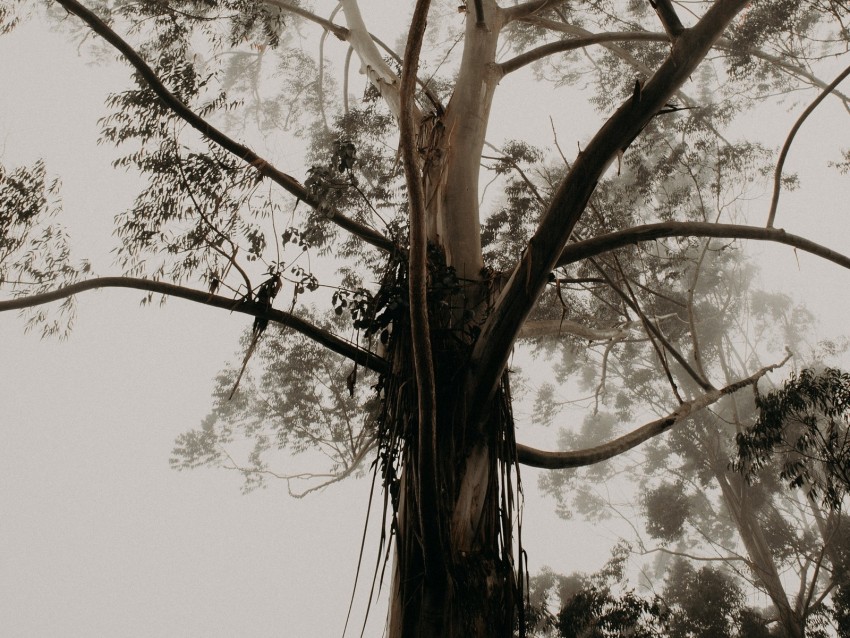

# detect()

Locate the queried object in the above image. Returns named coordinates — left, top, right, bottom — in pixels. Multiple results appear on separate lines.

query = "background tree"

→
left=534, top=245, right=850, bottom=636
left=3, top=1, right=850, bottom=636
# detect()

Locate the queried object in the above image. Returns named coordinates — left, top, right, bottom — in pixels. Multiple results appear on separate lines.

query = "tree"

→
left=528, top=544, right=776, bottom=638
left=737, top=367, right=850, bottom=511
left=3, top=1, right=850, bottom=636
left=536, top=247, right=850, bottom=636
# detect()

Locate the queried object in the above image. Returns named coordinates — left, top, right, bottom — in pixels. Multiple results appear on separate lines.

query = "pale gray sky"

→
left=3, top=7, right=850, bottom=638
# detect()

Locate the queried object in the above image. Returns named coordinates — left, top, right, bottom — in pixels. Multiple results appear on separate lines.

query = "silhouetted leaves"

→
left=736, top=367, right=850, bottom=510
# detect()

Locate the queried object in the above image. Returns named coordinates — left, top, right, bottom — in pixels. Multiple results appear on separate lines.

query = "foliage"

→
left=527, top=543, right=669, bottom=638
left=170, top=308, right=378, bottom=495
left=535, top=243, right=848, bottom=633
left=0, top=160, right=89, bottom=337
left=736, top=367, right=850, bottom=510
left=529, top=546, right=776, bottom=638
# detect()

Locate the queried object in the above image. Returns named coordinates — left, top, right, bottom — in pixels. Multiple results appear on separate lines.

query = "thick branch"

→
left=469, top=0, right=751, bottom=416
left=767, top=62, right=850, bottom=228
left=555, top=221, right=850, bottom=271
left=266, top=1, right=442, bottom=113
left=649, top=0, right=684, bottom=38
left=54, top=0, right=392, bottom=253
left=340, top=0, right=418, bottom=121
left=0, top=277, right=387, bottom=374
left=517, top=354, right=791, bottom=469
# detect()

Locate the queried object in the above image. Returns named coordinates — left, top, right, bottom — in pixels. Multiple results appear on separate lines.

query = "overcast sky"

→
left=3, top=6, right=850, bottom=638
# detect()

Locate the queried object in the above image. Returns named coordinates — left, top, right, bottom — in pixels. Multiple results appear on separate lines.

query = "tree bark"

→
left=384, top=4, right=523, bottom=637
left=714, top=456, right=805, bottom=638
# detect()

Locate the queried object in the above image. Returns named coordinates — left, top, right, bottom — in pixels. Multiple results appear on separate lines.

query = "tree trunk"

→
left=382, top=315, right=522, bottom=638
left=714, top=467, right=805, bottom=638
left=382, top=4, right=522, bottom=637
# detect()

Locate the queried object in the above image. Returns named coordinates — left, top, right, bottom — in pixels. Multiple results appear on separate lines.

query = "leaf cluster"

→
left=736, top=367, right=850, bottom=510
left=0, top=159, right=90, bottom=337
left=171, top=308, right=377, bottom=494
left=529, top=546, right=775, bottom=638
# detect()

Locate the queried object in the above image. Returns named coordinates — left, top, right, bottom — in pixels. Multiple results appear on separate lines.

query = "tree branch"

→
left=766, top=61, right=850, bottom=228
left=263, top=0, right=349, bottom=39
left=399, top=0, right=444, bottom=585
left=518, top=318, right=630, bottom=341
left=648, top=0, right=684, bottom=38
left=268, top=0, right=443, bottom=113
left=555, top=221, right=850, bottom=271
left=510, top=19, right=850, bottom=106
left=516, top=353, right=791, bottom=469
left=498, top=31, right=668, bottom=76
left=339, top=0, right=419, bottom=122
left=220, top=439, right=376, bottom=498
left=0, top=277, right=387, bottom=374
left=732, top=45, right=850, bottom=108
left=54, top=0, right=393, bottom=253
left=468, top=0, right=751, bottom=418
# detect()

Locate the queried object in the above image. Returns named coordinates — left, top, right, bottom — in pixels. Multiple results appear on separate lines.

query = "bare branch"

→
left=220, top=440, right=376, bottom=499
left=54, top=0, right=393, bottom=253
left=499, top=31, right=668, bottom=76
left=648, top=0, right=684, bottom=38
left=516, top=353, right=791, bottom=469
left=0, top=277, right=388, bottom=374
left=468, top=0, right=751, bottom=418
left=767, top=61, right=850, bottom=228
left=556, top=221, right=850, bottom=271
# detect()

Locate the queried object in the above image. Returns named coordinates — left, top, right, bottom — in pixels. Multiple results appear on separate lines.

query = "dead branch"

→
left=767, top=62, right=850, bottom=228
